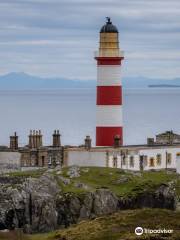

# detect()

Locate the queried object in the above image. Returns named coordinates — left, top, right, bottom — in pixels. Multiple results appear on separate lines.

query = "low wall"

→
left=0, top=152, right=21, bottom=173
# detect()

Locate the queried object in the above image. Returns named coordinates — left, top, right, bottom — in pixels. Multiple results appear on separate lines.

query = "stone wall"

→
left=0, top=152, right=21, bottom=172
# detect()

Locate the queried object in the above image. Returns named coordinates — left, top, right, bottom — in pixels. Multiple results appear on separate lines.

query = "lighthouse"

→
left=95, top=17, right=124, bottom=146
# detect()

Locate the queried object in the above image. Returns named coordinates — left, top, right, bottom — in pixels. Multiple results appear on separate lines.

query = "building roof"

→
left=100, top=17, right=118, bottom=33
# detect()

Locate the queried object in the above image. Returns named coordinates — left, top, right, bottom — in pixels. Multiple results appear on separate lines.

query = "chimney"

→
left=29, top=130, right=43, bottom=149
left=114, top=135, right=121, bottom=148
left=147, top=138, right=154, bottom=146
left=84, top=136, right=91, bottom=150
left=53, top=130, right=61, bottom=147
left=10, top=132, right=18, bottom=150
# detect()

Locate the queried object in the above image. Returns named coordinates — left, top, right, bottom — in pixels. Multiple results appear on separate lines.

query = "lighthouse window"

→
left=156, top=154, right=162, bottom=165
left=149, top=157, right=155, bottom=167
left=130, top=156, right=134, bottom=168
left=167, top=153, right=172, bottom=165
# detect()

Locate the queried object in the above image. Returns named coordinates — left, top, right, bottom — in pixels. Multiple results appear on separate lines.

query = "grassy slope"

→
left=5, top=167, right=180, bottom=198
left=0, top=167, right=180, bottom=240
left=28, top=209, right=180, bottom=240
left=57, top=167, right=180, bottom=198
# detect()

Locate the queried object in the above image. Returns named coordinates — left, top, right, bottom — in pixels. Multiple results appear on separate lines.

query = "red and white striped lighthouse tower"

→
left=95, top=17, right=124, bottom=146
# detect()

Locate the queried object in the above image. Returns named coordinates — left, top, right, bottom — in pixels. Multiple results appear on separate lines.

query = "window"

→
left=31, top=154, right=36, bottom=166
left=113, top=157, right=117, bottom=168
left=42, top=156, right=45, bottom=167
left=48, top=156, right=52, bottom=165
left=156, top=154, right=162, bottom=166
left=130, top=156, right=134, bottom=168
left=167, top=153, right=172, bottom=165
left=143, top=156, right=148, bottom=166
left=122, top=156, right=126, bottom=165
left=149, top=157, right=155, bottom=167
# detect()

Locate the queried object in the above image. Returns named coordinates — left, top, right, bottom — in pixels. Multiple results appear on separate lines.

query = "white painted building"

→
left=64, top=144, right=180, bottom=172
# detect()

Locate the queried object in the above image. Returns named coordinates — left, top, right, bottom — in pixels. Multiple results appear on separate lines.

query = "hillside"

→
left=29, top=209, right=180, bottom=240
left=0, top=167, right=179, bottom=239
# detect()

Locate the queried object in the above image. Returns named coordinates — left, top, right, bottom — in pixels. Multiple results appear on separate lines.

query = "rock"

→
left=118, top=183, right=176, bottom=210
left=0, top=173, right=60, bottom=233
left=46, top=169, right=54, bottom=173
left=74, top=182, right=90, bottom=190
left=81, top=168, right=89, bottom=173
left=55, top=165, right=62, bottom=171
left=115, top=175, right=129, bottom=184
left=0, top=172, right=177, bottom=234
left=67, top=166, right=80, bottom=178
left=92, top=189, right=119, bottom=216
left=132, top=172, right=142, bottom=177
left=155, top=184, right=176, bottom=210
left=58, top=176, right=71, bottom=185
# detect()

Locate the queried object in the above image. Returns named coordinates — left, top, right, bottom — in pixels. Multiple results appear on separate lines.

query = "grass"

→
left=57, top=167, right=179, bottom=198
left=0, top=167, right=179, bottom=240
left=5, top=167, right=179, bottom=198
left=25, top=208, right=180, bottom=240
left=8, top=168, right=47, bottom=178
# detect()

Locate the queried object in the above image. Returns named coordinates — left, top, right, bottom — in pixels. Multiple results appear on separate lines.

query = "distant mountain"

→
left=0, top=72, right=179, bottom=90
left=149, top=84, right=180, bottom=88
left=123, top=76, right=180, bottom=88
left=0, top=72, right=95, bottom=90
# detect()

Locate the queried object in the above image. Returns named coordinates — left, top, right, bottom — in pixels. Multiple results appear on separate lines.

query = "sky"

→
left=0, top=0, right=179, bottom=80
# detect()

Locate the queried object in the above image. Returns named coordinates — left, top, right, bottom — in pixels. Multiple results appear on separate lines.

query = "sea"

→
left=0, top=88, right=180, bottom=146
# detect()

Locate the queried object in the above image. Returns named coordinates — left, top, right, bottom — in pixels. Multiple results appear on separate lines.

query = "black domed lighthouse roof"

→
left=100, top=17, right=118, bottom=33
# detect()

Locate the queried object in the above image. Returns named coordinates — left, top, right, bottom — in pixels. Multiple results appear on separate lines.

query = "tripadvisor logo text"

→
left=135, top=227, right=173, bottom=236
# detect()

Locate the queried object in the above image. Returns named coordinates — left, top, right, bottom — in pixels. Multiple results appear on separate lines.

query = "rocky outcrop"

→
left=119, top=183, right=176, bottom=210
left=56, top=189, right=119, bottom=227
left=0, top=173, right=60, bottom=233
left=0, top=171, right=177, bottom=233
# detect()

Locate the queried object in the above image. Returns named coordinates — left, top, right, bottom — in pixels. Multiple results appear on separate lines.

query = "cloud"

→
left=0, top=0, right=179, bottom=79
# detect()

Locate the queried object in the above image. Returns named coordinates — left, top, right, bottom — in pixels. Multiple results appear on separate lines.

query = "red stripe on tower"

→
left=97, top=86, right=122, bottom=105
left=95, top=17, right=124, bottom=146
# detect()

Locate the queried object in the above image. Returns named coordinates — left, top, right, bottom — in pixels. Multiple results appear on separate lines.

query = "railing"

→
left=94, top=50, right=124, bottom=58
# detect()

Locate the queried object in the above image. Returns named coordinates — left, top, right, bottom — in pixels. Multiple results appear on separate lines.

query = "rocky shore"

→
left=0, top=166, right=179, bottom=233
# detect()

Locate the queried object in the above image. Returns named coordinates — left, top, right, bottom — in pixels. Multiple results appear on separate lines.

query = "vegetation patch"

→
left=54, top=167, right=179, bottom=198
left=27, top=208, right=180, bottom=240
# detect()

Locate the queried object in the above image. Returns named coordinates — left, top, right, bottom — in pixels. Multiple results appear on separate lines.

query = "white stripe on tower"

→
left=95, top=17, right=124, bottom=146
left=97, top=65, right=121, bottom=86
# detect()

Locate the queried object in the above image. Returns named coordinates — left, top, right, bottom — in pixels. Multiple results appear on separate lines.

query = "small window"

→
left=156, top=154, right=161, bottom=166
left=122, top=156, right=126, bottom=165
left=149, top=157, right=155, bottom=167
left=42, top=156, right=45, bottom=167
left=113, top=156, right=117, bottom=168
left=144, top=156, right=148, bottom=166
left=130, top=156, right=134, bottom=168
left=167, top=153, right=172, bottom=165
left=176, top=153, right=180, bottom=157
left=48, top=156, right=52, bottom=165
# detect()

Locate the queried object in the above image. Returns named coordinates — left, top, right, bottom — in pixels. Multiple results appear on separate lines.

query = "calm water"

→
left=0, top=88, right=180, bottom=146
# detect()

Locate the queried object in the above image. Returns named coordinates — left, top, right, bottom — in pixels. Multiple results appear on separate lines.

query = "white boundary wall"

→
left=66, top=146, right=180, bottom=171
left=67, top=150, right=107, bottom=167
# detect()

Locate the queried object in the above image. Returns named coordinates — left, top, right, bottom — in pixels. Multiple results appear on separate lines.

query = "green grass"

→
left=27, top=208, right=180, bottom=240
left=4, top=167, right=180, bottom=198
left=8, top=168, right=47, bottom=178
left=57, top=167, right=179, bottom=198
